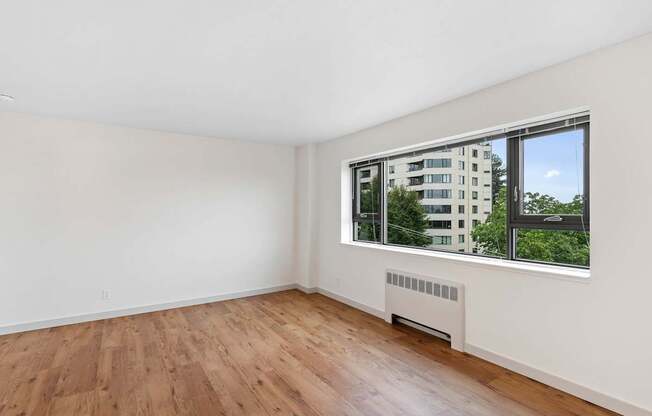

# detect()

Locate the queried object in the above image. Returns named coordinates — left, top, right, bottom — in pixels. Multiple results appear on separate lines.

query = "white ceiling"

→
left=1, top=1, right=652, bottom=144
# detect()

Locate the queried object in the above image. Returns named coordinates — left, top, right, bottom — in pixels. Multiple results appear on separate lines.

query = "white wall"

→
left=302, top=34, right=652, bottom=414
left=0, top=112, right=296, bottom=328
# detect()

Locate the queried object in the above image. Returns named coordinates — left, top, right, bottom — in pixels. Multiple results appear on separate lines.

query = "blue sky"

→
left=492, top=130, right=584, bottom=202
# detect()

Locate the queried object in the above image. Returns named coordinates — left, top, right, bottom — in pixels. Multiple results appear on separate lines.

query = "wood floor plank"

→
left=0, top=290, right=618, bottom=416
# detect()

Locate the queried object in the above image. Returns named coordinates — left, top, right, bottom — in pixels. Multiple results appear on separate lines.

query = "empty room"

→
left=1, top=1, right=651, bottom=415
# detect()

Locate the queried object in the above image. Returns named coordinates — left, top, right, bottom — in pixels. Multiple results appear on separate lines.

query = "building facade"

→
left=387, top=143, right=493, bottom=253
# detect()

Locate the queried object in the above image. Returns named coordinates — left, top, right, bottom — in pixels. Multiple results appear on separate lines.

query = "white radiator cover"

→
left=385, top=269, right=465, bottom=351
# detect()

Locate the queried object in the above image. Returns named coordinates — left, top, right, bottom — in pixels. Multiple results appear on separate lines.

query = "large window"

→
left=350, top=112, right=590, bottom=268
left=425, top=174, right=452, bottom=183
left=425, top=158, right=452, bottom=168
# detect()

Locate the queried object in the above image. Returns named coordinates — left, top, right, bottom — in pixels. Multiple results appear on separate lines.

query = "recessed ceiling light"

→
left=0, top=93, right=16, bottom=102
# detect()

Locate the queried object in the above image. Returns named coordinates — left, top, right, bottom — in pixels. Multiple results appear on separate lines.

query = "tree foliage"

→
left=491, top=153, right=506, bottom=204
left=357, top=173, right=381, bottom=241
left=387, top=186, right=431, bottom=247
left=471, top=186, right=508, bottom=257
left=357, top=182, right=431, bottom=246
left=472, top=187, right=590, bottom=266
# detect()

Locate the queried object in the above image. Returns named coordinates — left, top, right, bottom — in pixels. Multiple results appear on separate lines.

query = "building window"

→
left=424, top=189, right=452, bottom=199
left=459, top=235, right=465, bottom=243
left=433, top=236, right=452, bottom=245
left=424, top=205, right=452, bottom=214
left=424, top=174, right=452, bottom=183
left=459, top=161, right=465, bottom=170
left=408, top=162, right=423, bottom=172
left=349, top=112, right=589, bottom=268
left=429, top=220, right=452, bottom=229
left=425, top=158, right=452, bottom=168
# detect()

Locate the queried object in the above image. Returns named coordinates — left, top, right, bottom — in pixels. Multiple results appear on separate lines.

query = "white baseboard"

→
left=295, top=284, right=318, bottom=294
left=0, top=283, right=298, bottom=336
left=465, top=343, right=650, bottom=416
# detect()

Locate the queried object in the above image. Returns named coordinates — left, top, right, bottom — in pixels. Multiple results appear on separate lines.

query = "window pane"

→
left=354, top=221, right=381, bottom=243
left=355, top=166, right=379, bottom=216
left=522, top=128, right=585, bottom=215
left=515, top=228, right=590, bottom=267
left=385, top=138, right=506, bottom=256
left=470, top=138, right=508, bottom=258
left=354, top=165, right=381, bottom=243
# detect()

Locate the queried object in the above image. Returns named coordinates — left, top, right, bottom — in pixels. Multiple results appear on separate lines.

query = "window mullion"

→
left=382, top=161, right=388, bottom=245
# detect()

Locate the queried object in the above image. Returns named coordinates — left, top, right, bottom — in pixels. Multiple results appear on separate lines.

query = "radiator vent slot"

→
left=386, top=271, right=459, bottom=302
left=385, top=269, right=465, bottom=351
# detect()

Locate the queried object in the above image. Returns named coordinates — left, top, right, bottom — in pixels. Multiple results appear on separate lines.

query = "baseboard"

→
left=312, top=287, right=385, bottom=319
left=465, top=343, right=650, bottom=416
left=0, top=283, right=298, bottom=336
left=295, top=284, right=318, bottom=294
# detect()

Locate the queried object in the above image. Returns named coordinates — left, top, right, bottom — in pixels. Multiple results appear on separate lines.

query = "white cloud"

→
left=544, top=169, right=560, bottom=178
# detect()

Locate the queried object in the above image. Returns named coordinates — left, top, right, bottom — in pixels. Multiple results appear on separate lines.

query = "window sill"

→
left=340, top=240, right=591, bottom=282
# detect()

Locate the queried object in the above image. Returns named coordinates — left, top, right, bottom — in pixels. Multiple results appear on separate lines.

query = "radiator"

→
left=385, top=269, right=465, bottom=351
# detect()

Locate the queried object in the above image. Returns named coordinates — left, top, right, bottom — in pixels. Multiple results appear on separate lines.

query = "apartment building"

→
left=388, top=143, right=493, bottom=253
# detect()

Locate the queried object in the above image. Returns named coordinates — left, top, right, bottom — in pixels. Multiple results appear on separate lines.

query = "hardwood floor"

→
left=0, top=290, right=617, bottom=416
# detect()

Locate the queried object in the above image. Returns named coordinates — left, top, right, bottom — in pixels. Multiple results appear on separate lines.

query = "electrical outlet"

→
left=101, top=290, right=110, bottom=300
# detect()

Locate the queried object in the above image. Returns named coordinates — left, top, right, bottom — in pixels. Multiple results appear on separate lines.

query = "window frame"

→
left=507, top=120, right=590, bottom=231
left=351, top=162, right=384, bottom=244
left=349, top=112, right=590, bottom=269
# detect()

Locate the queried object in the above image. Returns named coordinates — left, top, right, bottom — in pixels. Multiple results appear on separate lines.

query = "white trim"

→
left=465, top=343, right=651, bottom=416
left=296, top=284, right=318, bottom=294
left=341, top=241, right=591, bottom=281
left=0, top=283, right=298, bottom=336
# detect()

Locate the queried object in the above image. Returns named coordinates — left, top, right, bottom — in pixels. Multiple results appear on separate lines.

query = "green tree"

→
left=491, top=153, right=506, bottom=204
left=471, top=186, right=508, bottom=256
left=472, top=187, right=590, bottom=266
left=387, top=186, right=431, bottom=247
left=357, top=173, right=381, bottom=241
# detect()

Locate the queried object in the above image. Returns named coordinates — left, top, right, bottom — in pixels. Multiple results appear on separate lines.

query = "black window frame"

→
left=349, top=113, right=590, bottom=269
left=351, top=162, right=383, bottom=244
left=507, top=118, right=590, bottom=231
